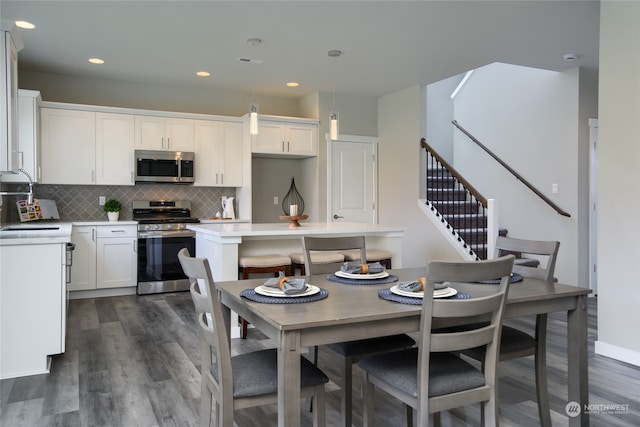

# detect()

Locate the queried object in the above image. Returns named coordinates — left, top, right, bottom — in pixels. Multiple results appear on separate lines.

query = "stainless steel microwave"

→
left=134, top=150, right=195, bottom=183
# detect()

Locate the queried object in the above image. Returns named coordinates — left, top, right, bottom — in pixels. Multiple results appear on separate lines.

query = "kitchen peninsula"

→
left=188, top=221, right=405, bottom=281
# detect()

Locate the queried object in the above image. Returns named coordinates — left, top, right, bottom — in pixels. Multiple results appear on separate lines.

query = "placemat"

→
left=378, top=289, right=470, bottom=305
left=479, top=273, right=523, bottom=284
left=240, top=288, right=329, bottom=304
left=326, top=274, right=399, bottom=285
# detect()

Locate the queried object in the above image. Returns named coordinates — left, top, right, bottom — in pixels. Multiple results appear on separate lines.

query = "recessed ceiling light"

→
left=15, top=21, right=35, bottom=29
left=286, top=82, right=299, bottom=87
left=196, top=71, right=211, bottom=77
left=88, top=58, right=105, bottom=64
left=563, top=53, right=579, bottom=62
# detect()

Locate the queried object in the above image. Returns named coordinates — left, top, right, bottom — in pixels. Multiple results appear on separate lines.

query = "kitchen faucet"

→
left=0, top=169, right=35, bottom=204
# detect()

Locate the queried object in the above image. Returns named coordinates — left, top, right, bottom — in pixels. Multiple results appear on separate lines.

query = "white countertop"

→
left=0, top=222, right=73, bottom=245
left=72, top=220, right=138, bottom=226
left=198, top=218, right=250, bottom=224
left=187, top=221, right=405, bottom=238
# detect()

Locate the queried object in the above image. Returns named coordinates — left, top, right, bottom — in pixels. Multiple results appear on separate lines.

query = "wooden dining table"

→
left=215, top=267, right=591, bottom=427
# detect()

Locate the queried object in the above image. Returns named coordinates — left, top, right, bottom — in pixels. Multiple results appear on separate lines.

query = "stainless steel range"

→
left=133, top=200, right=199, bottom=295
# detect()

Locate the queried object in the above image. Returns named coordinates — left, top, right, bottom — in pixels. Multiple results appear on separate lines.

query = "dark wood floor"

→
left=1, top=294, right=638, bottom=426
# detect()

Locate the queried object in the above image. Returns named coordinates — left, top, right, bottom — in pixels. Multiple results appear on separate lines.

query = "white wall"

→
left=378, top=86, right=461, bottom=268
left=596, top=0, right=640, bottom=366
left=426, top=73, right=464, bottom=164
left=451, top=62, right=583, bottom=287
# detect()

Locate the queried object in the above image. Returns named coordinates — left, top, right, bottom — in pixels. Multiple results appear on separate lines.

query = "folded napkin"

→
left=397, top=277, right=447, bottom=292
left=263, top=272, right=307, bottom=295
left=341, top=261, right=385, bottom=275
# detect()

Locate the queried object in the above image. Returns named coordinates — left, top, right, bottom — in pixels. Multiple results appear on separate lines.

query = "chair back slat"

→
left=302, top=236, right=367, bottom=275
left=494, top=236, right=560, bottom=282
left=430, top=325, right=497, bottom=353
left=431, top=292, right=505, bottom=318
left=178, top=248, right=234, bottom=405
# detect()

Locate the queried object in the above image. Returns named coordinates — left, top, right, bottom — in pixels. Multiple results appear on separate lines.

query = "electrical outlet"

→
left=551, top=183, right=559, bottom=194
left=273, top=196, right=279, bottom=205
left=99, top=196, right=106, bottom=205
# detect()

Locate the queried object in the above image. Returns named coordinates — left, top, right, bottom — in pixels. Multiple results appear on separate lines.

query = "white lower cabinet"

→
left=1, top=242, right=65, bottom=379
left=69, top=226, right=97, bottom=291
left=96, top=225, right=137, bottom=289
left=70, top=224, right=137, bottom=291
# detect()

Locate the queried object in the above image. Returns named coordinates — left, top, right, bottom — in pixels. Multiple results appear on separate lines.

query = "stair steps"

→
left=426, top=168, right=488, bottom=259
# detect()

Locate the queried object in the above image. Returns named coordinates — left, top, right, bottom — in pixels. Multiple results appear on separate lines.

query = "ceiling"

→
left=1, top=1, right=600, bottom=99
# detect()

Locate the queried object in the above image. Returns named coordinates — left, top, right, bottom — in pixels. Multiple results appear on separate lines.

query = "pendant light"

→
left=328, top=49, right=341, bottom=140
left=329, top=111, right=339, bottom=141
left=248, top=38, right=262, bottom=135
left=249, top=103, right=259, bottom=135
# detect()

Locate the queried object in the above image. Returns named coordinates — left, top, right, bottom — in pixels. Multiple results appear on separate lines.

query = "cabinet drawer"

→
left=97, top=225, right=136, bottom=238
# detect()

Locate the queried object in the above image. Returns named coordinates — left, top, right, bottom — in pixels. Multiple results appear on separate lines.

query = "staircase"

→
left=426, top=168, right=539, bottom=267
left=426, top=168, right=489, bottom=259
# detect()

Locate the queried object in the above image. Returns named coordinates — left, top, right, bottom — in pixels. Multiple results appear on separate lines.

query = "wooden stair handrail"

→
left=420, top=138, right=488, bottom=208
left=451, top=120, right=571, bottom=218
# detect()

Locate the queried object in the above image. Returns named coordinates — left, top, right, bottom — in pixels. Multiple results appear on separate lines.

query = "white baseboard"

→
left=595, top=340, right=640, bottom=367
left=69, top=286, right=137, bottom=299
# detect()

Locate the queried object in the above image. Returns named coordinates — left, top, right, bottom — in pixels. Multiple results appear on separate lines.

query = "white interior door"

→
left=329, top=135, right=378, bottom=224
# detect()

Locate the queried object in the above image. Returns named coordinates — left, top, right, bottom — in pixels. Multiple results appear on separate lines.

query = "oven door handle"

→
left=138, top=231, right=196, bottom=239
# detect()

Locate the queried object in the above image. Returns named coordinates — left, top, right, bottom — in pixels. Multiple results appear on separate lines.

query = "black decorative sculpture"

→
left=280, top=176, right=308, bottom=227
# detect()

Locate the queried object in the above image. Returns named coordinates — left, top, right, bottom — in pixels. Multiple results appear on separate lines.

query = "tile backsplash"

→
left=1, top=183, right=235, bottom=223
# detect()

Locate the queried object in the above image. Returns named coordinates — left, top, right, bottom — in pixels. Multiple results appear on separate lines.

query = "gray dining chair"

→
left=358, top=255, right=515, bottom=427
left=461, top=236, right=560, bottom=427
left=178, top=248, right=329, bottom=427
left=302, top=236, right=416, bottom=427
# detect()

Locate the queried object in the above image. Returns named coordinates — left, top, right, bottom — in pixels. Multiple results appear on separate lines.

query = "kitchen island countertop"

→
left=187, top=221, right=404, bottom=238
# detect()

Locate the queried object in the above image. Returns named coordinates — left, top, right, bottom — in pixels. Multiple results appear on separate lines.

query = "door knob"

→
left=333, top=214, right=344, bottom=219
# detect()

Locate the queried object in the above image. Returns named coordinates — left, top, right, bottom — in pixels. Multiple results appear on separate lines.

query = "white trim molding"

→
left=595, top=340, right=640, bottom=367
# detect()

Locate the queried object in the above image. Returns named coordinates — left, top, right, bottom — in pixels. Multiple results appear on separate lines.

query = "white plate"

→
left=254, top=284, right=320, bottom=298
left=335, top=270, right=389, bottom=280
left=390, top=285, right=458, bottom=299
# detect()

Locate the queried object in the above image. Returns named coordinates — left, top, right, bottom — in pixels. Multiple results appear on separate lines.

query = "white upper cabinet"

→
left=194, top=120, right=243, bottom=187
left=96, top=112, right=135, bottom=185
left=41, top=108, right=135, bottom=186
left=251, top=118, right=317, bottom=158
left=0, top=90, right=41, bottom=183
left=41, top=108, right=96, bottom=185
left=1, top=29, right=19, bottom=172
left=134, top=116, right=194, bottom=152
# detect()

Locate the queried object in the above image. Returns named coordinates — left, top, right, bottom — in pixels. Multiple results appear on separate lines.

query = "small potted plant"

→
left=104, top=198, right=122, bottom=221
